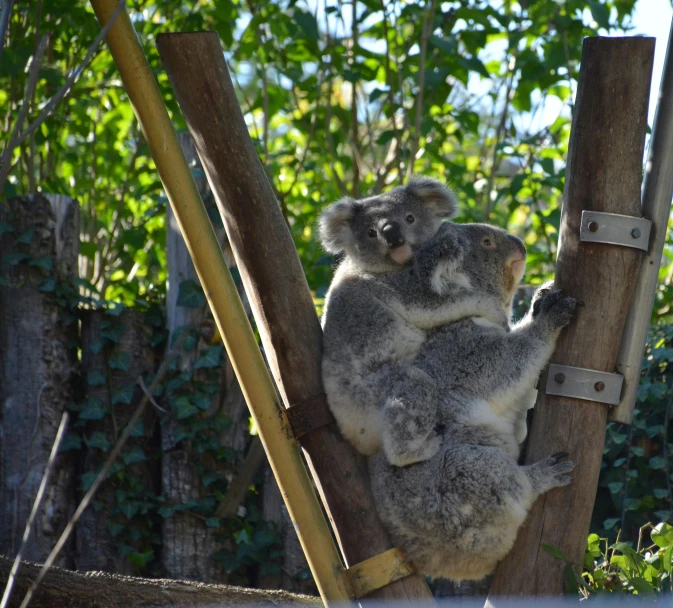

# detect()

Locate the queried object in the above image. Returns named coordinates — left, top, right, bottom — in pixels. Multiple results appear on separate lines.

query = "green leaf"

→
left=28, top=255, right=53, bottom=270
left=59, top=433, right=82, bottom=452
left=235, top=529, right=250, bottom=545
left=79, top=397, right=107, bottom=420
left=87, top=370, right=107, bottom=386
left=652, top=522, right=673, bottom=549
left=629, top=576, right=655, bottom=595
left=109, top=352, right=131, bottom=371
left=206, top=517, right=222, bottom=528
left=649, top=455, right=666, bottom=470
left=176, top=279, right=206, bottom=308
left=608, top=481, right=624, bottom=494
left=106, top=521, right=125, bottom=537
left=0, top=221, right=14, bottom=235
left=120, top=502, right=139, bottom=519
left=38, top=276, right=57, bottom=292
left=194, top=346, right=223, bottom=369
left=122, top=446, right=146, bottom=465
left=81, top=472, right=98, bottom=492
left=80, top=241, right=98, bottom=260
left=85, top=432, right=113, bottom=451
left=293, top=9, right=319, bottom=42
left=2, top=252, right=30, bottom=265
left=589, top=0, right=611, bottom=29
left=171, top=396, right=199, bottom=420
left=16, top=228, right=35, bottom=244
left=112, top=384, right=135, bottom=405
left=129, top=550, right=154, bottom=567
left=603, top=518, right=620, bottom=530
left=541, top=543, right=570, bottom=562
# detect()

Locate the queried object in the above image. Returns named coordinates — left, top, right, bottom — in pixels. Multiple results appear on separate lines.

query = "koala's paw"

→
left=537, top=291, right=580, bottom=331
left=528, top=452, right=575, bottom=492
left=531, top=280, right=555, bottom=318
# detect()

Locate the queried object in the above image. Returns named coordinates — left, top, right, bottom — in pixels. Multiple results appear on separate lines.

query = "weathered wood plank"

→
left=156, top=31, right=433, bottom=603
left=487, top=37, right=654, bottom=600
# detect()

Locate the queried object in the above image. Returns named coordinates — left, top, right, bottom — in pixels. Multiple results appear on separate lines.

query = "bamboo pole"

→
left=155, top=31, right=434, bottom=604
left=614, top=18, right=673, bottom=424
left=87, top=1, right=351, bottom=604
left=487, top=37, right=654, bottom=601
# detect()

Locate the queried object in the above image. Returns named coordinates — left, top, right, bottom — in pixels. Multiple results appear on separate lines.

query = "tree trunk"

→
left=0, top=194, right=79, bottom=566
left=75, top=309, right=159, bottom=575
left=487, top=37, right=654, bottom=600
left=0, top=554, right=319, bottom=608
left=161, top=133, right=251, bottom=582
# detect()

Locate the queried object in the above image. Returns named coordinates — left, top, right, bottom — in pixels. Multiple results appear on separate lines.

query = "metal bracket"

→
left=545, top=364, right=624, bottom=406
left=342, top=548, right=415, bottom=599
left=580, top=211, right=652, bottom=252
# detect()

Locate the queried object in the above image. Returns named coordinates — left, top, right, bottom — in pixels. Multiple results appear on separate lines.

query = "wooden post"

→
left=0, top=194, right=78, bottom=566
left=156, top=31, right=433, bottom=603
left=487, top=37, right=654, bottom=600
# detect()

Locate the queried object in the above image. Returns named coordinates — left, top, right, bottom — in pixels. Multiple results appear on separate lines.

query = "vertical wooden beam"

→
left=487, top=37, right=654, bottom=601
left=156, top=31, right=433, bottom=603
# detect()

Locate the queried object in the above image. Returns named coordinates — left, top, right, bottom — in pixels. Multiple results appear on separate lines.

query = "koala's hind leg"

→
left=381, top=366, right=441, bottom=467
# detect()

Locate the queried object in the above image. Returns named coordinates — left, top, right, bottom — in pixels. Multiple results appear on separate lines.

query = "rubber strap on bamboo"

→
left=285, top=394, right=335, bottom=440
left=342, top=548, right=416, bottom=599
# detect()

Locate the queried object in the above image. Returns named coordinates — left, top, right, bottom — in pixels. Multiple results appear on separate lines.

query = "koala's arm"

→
left=452, top=292, right=579, bottom=411
left=512, top=280, right=555, bottom=329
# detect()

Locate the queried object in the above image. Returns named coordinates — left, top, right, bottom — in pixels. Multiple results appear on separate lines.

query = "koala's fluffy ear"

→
left=319, top=197, right=360, bottom=254
left=406, top=176, right=458, bottom=219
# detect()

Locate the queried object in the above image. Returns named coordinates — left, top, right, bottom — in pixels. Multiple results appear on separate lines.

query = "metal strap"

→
left=285, top=393, right=335, bottom=440
left=343, top=548, right=416, bottom=599
left=545, top=364, right=624, bottom=406
left=579, top=210, right=652, bottom=251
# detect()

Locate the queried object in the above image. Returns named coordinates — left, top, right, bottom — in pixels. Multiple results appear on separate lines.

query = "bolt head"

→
left=594, top=381, right=605, bottom=392
left=588, top=221, right=599, bottom=233
left=554, top=373, right=566, bottom=384
left=631, top=227, right=641, bottom=239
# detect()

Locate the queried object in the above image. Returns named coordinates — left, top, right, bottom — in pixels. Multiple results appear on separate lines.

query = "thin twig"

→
left=406, top=0, right=437, bottom=181
left=18, top=335, right=185, bottom=608
left=0, top=412, right=68, bottom=608
left=0, top=0, right=16, bottom=66
left=12, top=0, right=127, bottom=150
left=0, top=35, right=47, bottom=193
left=138, top=376, right=167, bottom=414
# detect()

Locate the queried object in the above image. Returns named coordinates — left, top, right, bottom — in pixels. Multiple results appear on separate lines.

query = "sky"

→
left=625, top=0, right=672, bottom=124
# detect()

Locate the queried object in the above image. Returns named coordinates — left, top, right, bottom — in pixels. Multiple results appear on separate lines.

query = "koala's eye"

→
left=406, top=214, right=415, bottom=224
left=368, top=229, right=377, bottom=238
left=482, top=237, right=494, bottom=248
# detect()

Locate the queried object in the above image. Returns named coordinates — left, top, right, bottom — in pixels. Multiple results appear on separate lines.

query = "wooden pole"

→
left=156, top=31, right=434, bottom=603
left=487, top=37, right=654, bottom=601
left=88, top=2, right=351, bottom=603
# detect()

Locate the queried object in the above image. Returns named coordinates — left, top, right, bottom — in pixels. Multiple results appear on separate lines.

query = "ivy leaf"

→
left=38, top=276, right=57, bottom=292
left=112, top=384, right=135, bottom=405
left=122, top=446, right=146, bottom=465
left=81, top=472, right=98, bottom=491
left=87, top=370, right=107, bottom=386
left=170, top=396, right=199, bottom=420
left=28, top=255, right=53, bottom=270
left=85, top=432, right=113, bottom=451
left=129, top=550, right=154, bottom=567
left=206, top=517, right=222, bottom=528
left=59, top=433, right=82, bottom=452
left=109, top=351, right=131, bottom=371
left=79, top=397, right=107, bottom=420
left=15, top=228, right=34, bottom=244
left=649, top=456, right=666, bottom=470
left=0, top=221, right=14, bottom=235
left=176, top=279, right=205, bottom=308
left=194, top=346, right=223, bottom=369
left=603, top=518, right=620, bottom=530
left=120, top=502, right=139, bottom=519
left=3, top=252, right=30, bottom=265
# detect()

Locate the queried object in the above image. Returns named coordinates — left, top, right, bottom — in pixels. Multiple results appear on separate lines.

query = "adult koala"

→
left=369, top=240, right=580, bottom=582
left=319, top=179, right=511, bottom=466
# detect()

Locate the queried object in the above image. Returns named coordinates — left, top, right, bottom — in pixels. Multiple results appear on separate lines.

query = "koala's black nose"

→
left=382, top=222, right=405, bottom=248
left=508, top=234, right=526, bottom=257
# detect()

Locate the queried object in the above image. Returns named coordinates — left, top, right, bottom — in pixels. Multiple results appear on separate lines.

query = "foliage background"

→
left=1, top=0, right=673, bottom=589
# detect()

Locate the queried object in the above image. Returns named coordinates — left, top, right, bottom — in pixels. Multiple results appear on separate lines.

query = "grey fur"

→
left=368, top=286, right=580, bottom=583
left=322, top=213, right=528, bottom=466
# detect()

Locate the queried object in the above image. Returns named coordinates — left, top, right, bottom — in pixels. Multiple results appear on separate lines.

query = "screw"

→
left=594, top=381, right=605, bottom=392
left=631, top=227, right=641, bottom=239
left=554, top=373, right=566, bottom=384
left=588, top=221, right=599, bottom=233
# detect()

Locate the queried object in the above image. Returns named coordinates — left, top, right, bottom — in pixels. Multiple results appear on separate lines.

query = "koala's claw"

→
left=537, top=292, right=580, bottom=330
left=531, top=281, right=555, bottom=317
left=550, top=451, right=569, bottom=463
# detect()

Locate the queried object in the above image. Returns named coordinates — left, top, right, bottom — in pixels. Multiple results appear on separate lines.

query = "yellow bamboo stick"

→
left=87, top=1, right=352, bottom=603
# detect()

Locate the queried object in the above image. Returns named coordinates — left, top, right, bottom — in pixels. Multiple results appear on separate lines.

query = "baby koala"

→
left=369, top=274, right=581, bottom=583
left=320, top=179, right=525, bottom=466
